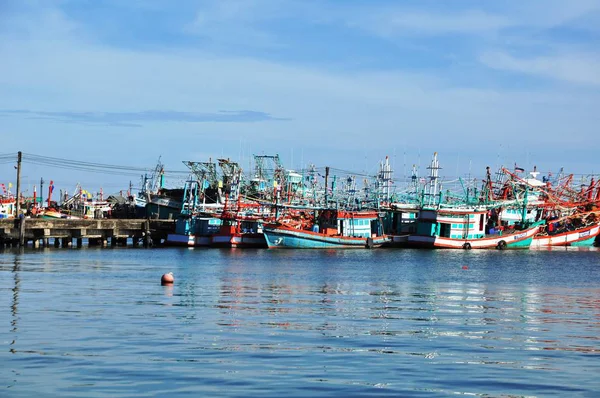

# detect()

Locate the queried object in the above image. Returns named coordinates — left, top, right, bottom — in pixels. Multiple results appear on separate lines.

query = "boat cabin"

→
left=416, top=209, right=487, bottom=239
left=175, top=215, right=222, bottom=236
left=383, top=206, right=419, bottom=236
left=316, top=210, right=383, bottom=238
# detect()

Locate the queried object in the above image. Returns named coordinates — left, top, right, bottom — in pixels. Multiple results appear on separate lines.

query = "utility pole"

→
left=15, top=151, right=22, bottom=216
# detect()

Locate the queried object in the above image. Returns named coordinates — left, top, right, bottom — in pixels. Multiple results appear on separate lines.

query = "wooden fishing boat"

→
left=210, top=202, right=269, bottom=248
left=165, top=173, right=226, bottom=247
left=41, top=208, right=80, bottom=219
left=211, top=219, right=267, bottom=248
left=532, top=223, right=600, bottom=247
left=498, top=167, right=600, bottom=247
left=407, top=208, right=543, bottom=249
left=532, top=211, right=600, bottom=247
left=0, top=198, right=15, bottom=219
left=382, top=203, right=419, bottom=247
left=166, top=215, right=222, bottom=247
left=263, top=209, right=389, bottom=249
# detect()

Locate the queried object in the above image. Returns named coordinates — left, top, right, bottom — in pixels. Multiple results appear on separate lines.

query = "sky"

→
left=1, top=0, right=599, bottom=194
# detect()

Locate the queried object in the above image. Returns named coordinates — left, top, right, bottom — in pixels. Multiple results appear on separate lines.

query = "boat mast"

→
left=377, top=156, right=393, bottom=206
left=425, top=152, right=441, bottom=207
left=324, top=166, right=329, bottom=207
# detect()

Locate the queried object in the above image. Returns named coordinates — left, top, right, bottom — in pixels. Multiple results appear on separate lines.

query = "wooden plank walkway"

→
left=0, top=218, right=175, bottom=248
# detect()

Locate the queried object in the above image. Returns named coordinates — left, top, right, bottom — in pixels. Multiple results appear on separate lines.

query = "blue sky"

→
left=1, top=0, right=599, bottom=193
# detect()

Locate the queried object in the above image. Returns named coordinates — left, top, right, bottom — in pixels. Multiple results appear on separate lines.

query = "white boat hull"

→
left=408, top=225, right=541, bottom=249
left=532, top=224, right=600, bottom=247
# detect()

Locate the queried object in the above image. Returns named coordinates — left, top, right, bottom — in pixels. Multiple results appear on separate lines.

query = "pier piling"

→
left=18, top=218, right=25, bottom=247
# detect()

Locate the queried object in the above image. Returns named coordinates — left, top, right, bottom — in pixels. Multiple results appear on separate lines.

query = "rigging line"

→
left=162, top=170, right=192, bottom=175
left=23, top=160, right=146, bottom=177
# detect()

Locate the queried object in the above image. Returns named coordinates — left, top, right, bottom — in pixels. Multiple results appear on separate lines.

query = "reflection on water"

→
left=1, top=248, right=599, bottom=397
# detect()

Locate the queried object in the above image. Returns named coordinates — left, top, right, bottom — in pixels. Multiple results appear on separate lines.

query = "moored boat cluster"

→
left=2, top=153, right=599, bottom=249
left=164, top=153, right=600, bottom=249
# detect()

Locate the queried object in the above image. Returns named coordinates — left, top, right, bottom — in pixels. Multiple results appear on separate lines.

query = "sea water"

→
left=1, top=247, right=599, bottom=397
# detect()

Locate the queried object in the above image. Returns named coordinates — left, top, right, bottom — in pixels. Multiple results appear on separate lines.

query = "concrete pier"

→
left=0, top=219, right=174, bottom=248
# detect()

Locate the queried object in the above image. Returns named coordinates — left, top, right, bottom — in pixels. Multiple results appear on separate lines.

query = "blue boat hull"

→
left=263, top=228, right=389, bottom=249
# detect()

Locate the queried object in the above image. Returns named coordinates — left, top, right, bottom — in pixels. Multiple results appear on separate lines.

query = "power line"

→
left=1, top=151, right=598, bottom=182
left=19, top=152, right=190, bottom=178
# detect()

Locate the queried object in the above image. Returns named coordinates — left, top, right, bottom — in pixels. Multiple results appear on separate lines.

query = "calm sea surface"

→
left=1, top=246, right=599, bottom=397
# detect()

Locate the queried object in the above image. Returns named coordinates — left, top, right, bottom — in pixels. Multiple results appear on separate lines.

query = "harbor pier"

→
left=0, top=219, right=175, bottom=249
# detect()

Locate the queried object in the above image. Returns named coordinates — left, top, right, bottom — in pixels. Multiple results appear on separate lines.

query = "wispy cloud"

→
left=183, top=0, right=285, bottom=49
left=345, top=9, right=510, bottom=38
left=340, top=1, right=600, bottom=38
left=0, top=109, right=290, bottom=127
left=480, top=52, right=600, bottom=86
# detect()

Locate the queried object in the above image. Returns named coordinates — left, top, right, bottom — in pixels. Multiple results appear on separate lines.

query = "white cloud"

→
left=517, top=0, right=600, bottom=30
left=340, top=0, right=600, bottom=38
left=345, top=9, right=511, bottom=38
left=0, top=1, right=82, bottom=40
left=480, top=51, right=600, bottom=86
left=183, top=0, right=289, bottom=49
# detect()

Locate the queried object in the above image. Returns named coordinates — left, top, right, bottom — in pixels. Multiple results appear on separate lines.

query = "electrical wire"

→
left=20, top=152, right=190, bottom=178
left=3, top=151, right=598, bottom=184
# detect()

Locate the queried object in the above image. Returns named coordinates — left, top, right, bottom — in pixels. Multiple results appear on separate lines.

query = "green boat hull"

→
left=507, top=237, right=533, bottom=249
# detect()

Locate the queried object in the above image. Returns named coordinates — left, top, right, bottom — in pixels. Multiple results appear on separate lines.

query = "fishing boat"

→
left=133, top=158, right=183, bottom=219
left=532, top=223, right=600, bottom=247
left=391, top=153, right=545, bottom=249
left=211, top=217, right=267, bottom=248
left=60, top=186, right=112, bottom=219
left=146, top=194, right=182, bottom=220
left=166, top=214, right=222, bottom=246
left=407, top=207, right=543, bottom=249
left=263, top=209, right=389, bottom=249
left=210, top=202, right=269, bottom=248
left=41, top=208, right=80, bottom=219
left=532, top=212, right=600, bottom=247
left=382, top=204, right=419, bottom=247
left=496, top=167, right=600, bottom=247
left=0, top=198, right=15, bottom=219
left=165, top=175, right=224, bottom=247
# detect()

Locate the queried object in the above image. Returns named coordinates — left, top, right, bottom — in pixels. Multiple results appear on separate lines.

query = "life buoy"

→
left=463, top=242, right=472, bottom=250
left=497, top=240, right=507, bottom=250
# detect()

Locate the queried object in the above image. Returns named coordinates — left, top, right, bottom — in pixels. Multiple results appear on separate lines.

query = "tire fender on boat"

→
left=497, top=240, right=507, bottom=250
left=463, top=242, right=472, bottom=250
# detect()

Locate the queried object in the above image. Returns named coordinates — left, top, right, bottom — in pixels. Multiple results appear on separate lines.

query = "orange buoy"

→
left=161, top=272, right=174, bottom=285
left=462, top=265, right=468, bottom=270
